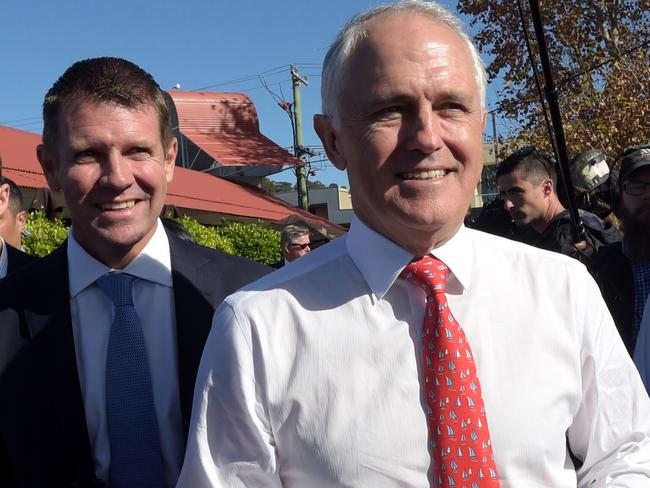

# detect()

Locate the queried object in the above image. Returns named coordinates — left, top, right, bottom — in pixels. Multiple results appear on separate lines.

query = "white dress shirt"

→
left=634, top=297, right=650, bottom=393
left=0, top=238, right=8, bottom=279
left=178, top=217, right=650, bottom=488
left=68, top=220, right=183, bottom=487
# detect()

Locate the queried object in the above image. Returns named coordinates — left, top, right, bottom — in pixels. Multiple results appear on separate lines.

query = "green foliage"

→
left=23, top=211, right=69, bottom=256
left=458, top=0, right=650, bottom=160
left=175, top=216, right=281, bottom=265
left=215, top=221, right=281, bottom=265
left=20, top=212, right=280, bottom=266
left=175, top=215, right=236, bottom=255
left=306, top=180, right=327, bottom=190
left=260, top=177, right=294, bottom=193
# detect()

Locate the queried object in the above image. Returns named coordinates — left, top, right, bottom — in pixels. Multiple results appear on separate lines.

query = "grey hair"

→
left=281, top=224, right=311, bottom=246
left=320, top=0, right=487, bottom=127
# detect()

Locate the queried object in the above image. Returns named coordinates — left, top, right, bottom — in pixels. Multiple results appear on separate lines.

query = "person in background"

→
left=177, top=2, right=650, bottom=487
left=0, top=176, right=35, bottom=278
left=496, top=146, right=619, bottom=260
left=273, top=224, right=311, bottom=268
left=592, top=144, right=650, bottom=358
left=0, top=57, right=270, bottom=488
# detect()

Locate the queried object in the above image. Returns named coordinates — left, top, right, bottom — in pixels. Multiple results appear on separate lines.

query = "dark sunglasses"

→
left=288, top=242, right=311, bottom=250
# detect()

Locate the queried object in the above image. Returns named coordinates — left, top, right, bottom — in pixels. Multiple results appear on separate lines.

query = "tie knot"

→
left=400, top=255, right=449, bottom=294
left=96, top=272, right=135, bottom=306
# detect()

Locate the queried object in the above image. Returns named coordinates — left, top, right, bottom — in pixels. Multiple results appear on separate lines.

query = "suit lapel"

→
left=168, top=235, right=216, bottom=440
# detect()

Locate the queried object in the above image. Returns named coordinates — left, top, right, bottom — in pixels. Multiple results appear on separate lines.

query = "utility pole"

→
left=491, top=112, right=499, bottom=163
left=291, top=65, right=310, bottom=211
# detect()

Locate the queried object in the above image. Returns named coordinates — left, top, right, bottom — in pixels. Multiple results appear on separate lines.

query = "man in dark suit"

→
left=0, top=57, right=269, bottom=488
left=0, top=176, right=35, bottom=277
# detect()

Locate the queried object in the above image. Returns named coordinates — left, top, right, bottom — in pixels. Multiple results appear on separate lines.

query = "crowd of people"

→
left=1, top=1, right=650, bottom=487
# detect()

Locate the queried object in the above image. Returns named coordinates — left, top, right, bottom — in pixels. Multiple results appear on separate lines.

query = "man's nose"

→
left=406, top=106, right=443, bottom=154
left=101, top=152, right=133, bottom=189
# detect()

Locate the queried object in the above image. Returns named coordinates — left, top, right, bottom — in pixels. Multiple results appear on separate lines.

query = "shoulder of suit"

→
left=6, top=243, right=38, bottom=265
left=0, top=243, right=67, bottom=308
left=170, top=236, right=271, bottom=278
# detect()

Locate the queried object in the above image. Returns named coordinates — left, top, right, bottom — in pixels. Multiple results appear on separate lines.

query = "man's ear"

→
left=36, top=144, right=62, bottom=192
left=16, top=210, right=27, bottom=234
left=0, top=184, right=9, bottom=214
left=313, top=114, right=347, bottom=171
left=164, top=137, right=178, bottom=184
left=542, top=179, right=553, bottom=197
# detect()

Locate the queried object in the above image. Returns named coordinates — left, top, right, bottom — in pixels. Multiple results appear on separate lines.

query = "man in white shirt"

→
left=177, top=1, right=650, bottom=487
left=0, top=57, right=269, bottom=488
left=0, top=176, right=34, bottom=278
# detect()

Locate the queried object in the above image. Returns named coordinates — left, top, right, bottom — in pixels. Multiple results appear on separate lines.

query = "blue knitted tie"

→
left=96, top=272, right=164, bottom=488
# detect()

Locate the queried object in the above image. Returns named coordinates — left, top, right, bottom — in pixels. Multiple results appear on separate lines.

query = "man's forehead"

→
left=59, top=97, right=155, bottom=117
left=626, top=165, right=650, bottom=181
left=358, top=14, right=468, bottom=61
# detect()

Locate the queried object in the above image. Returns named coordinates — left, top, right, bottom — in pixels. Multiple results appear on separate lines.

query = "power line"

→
left=0, top=115, right=41, bottom=124
left=190, top=64, right=291, bottom=91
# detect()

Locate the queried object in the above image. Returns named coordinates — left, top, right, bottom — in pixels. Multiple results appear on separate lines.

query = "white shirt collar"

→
left=68, top=219, right=173, bottom=297
left=0, top=237, right=7, bottom=279
left=346, top=216, right=473, bottom=301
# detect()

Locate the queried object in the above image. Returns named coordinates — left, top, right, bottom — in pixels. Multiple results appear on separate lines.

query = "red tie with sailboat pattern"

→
left=401, top=256, right=500, bottom=487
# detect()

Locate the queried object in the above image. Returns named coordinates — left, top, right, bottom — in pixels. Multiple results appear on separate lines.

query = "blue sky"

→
left=1, top=0, right=499, bottom=188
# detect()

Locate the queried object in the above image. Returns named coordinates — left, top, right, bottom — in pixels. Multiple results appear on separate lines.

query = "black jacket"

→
left=530, top=209, right=621, bottom=256
left=591, top=241, right=635, bottom=356
left=4, top=244, right=37, bottom=276
left=0, top=233, right=270, bottom=487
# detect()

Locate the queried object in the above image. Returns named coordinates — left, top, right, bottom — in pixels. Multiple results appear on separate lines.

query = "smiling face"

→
left=315, top=14, right=486, bottom=254
left=38, top=99, right=177, bottom=268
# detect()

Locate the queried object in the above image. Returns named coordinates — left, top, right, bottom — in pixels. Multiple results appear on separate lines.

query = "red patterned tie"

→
left=401, top=256, right=500, bottom=487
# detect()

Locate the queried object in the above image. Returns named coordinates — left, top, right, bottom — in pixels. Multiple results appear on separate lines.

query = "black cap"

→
left=620, top=144, right=650, bottom=183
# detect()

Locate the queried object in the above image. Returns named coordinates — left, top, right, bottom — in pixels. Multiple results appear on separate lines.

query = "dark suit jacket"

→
left=0, top=233, right=270, bottom=487
left=4, top=244, right=37, bottom=276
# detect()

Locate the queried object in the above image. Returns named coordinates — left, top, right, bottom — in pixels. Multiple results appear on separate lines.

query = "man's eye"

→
left=374, top=106, right=403, bottom=118
left=74, top=150, right=99, bottom=163
left=438, top=102, right=466, bottom=113
left=129, top=147, right=152, bottom=157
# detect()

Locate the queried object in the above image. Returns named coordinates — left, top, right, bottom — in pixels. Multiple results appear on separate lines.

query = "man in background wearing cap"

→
left=0, top=176, right=35, bottom=278
left=593, top=144, right=650, bottom=362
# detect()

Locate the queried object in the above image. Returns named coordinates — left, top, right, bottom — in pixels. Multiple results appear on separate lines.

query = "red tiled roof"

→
left=0, top=125, right=344, bottom=236
left=168, top=90, right=302, bottom=167
left=0, top=126, right=47, bottom=188
left=167, top=166, right=344, bottom=236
